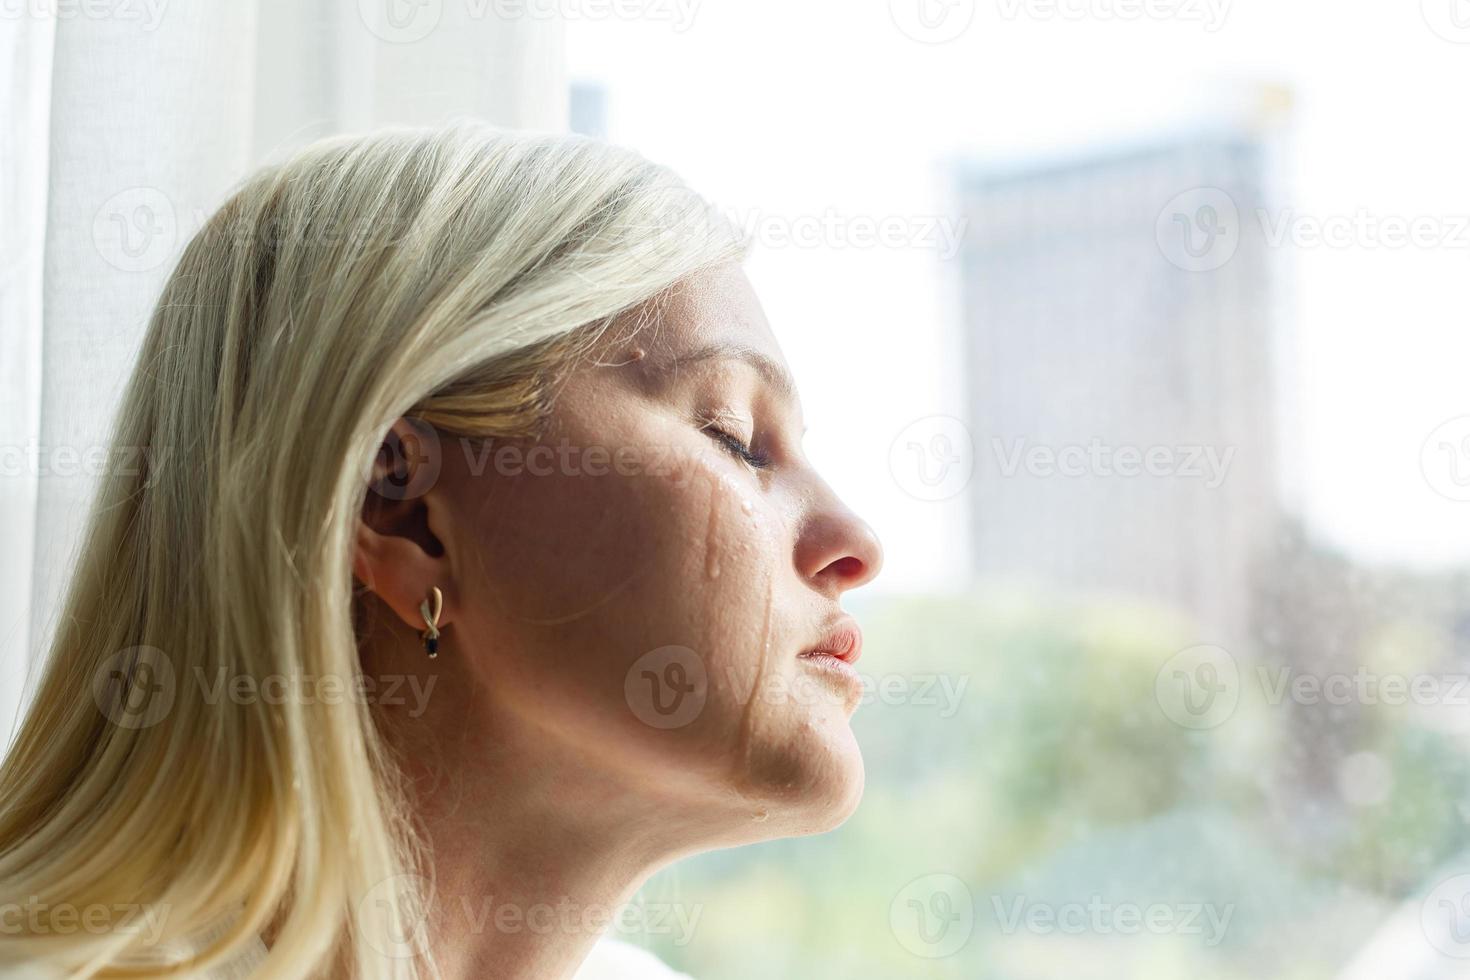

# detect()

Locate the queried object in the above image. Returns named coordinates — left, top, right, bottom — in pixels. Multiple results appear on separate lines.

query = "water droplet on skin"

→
left=704, top=471, right=724, bottom=579
left=705, top=517, right=722, bottom=579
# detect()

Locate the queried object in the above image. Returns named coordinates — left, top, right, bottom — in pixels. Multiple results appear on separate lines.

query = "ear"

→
left=352, top=417, right=457, bottom=636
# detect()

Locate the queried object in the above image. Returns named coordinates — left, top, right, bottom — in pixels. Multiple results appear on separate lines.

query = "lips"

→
left=799, top=618, right=863, bottom=666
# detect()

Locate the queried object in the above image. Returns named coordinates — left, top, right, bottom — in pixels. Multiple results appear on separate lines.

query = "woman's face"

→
left=420, top=263, right=882, bottom=840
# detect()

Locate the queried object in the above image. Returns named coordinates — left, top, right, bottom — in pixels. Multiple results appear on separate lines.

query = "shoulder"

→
left=572, top=936, right=696, bottom=980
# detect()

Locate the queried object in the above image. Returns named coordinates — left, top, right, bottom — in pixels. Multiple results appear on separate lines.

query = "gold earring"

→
left=420, top=587, right=443, bottom=658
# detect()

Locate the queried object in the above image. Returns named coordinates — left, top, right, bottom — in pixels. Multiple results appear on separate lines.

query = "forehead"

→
left=627, top=264, right=786, bottom=369
left=583, top=263, right=801, bottom=412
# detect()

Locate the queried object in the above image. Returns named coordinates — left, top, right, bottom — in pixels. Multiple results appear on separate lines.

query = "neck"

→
left=423, top=812, right=658, bottom=980
left=381, top=674, right=708, bottom=980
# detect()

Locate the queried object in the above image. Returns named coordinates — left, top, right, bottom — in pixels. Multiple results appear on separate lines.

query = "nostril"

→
left=795, top=493, right=883, bottom=590
left=825, top=555, right=866, bottom=582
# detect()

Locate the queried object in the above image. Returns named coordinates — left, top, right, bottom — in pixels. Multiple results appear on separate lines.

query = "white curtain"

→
left=0, top=0, right=566, bottom=746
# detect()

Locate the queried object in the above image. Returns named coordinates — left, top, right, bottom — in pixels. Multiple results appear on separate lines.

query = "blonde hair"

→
left=0, top=123, right=744, bottom=978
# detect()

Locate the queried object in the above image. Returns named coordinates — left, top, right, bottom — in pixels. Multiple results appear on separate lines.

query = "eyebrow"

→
left=662, top=340, right=799, bottom=403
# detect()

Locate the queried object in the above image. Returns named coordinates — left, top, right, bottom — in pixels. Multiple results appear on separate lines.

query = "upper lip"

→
left=800, top=616, right=863, bottom=665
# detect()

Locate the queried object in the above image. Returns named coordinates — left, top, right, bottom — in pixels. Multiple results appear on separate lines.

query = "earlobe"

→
left=352, top=514, right=454, bottom=636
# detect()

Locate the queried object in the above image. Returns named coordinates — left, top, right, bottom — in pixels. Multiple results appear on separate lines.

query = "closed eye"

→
left=701, top=424, right=771, bottom=470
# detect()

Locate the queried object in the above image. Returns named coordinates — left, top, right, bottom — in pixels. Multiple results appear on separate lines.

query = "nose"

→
left=794, top=486, right=884, bottom=595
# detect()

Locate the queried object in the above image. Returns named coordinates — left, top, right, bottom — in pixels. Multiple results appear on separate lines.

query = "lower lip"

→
left=798, top=652, right=862, bottom=686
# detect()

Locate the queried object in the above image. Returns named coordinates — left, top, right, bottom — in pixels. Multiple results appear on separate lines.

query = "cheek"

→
left=462, top=443, right=777, bottom=631
left=697, top=471, right=788, bottom=772
left=451, top=441, right=781, bottom=739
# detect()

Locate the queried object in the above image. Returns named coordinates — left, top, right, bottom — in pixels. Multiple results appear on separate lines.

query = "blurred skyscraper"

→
left=569, top=81, right=609, bottom=140
left=957, top=129, right=1281, bottom=644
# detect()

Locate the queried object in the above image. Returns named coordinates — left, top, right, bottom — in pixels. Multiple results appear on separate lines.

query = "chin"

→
left=808, top=752, right=865, bottom=833
left=729, top=715, right=866, bottom=837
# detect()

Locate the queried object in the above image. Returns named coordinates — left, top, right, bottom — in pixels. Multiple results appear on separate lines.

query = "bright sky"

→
left=567, top=0, right=1470, bottom=591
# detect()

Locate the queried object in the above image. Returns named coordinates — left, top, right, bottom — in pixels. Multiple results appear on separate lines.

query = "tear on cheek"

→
left=697, top=463, right=777, bottom=584
left=680, top=460, right=786, bottom=775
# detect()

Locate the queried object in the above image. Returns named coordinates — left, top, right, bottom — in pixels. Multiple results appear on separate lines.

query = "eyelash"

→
left=701, top=424, right=771, bottom=469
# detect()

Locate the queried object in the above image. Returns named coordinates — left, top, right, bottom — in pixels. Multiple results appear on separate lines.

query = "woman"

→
left=0, top=124, right=881, bottom=979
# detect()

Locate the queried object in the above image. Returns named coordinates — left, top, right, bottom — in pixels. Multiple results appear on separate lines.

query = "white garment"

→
left=205, top=933, right=693, bottom=979
left=572, top=937, right=696, bottom=980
